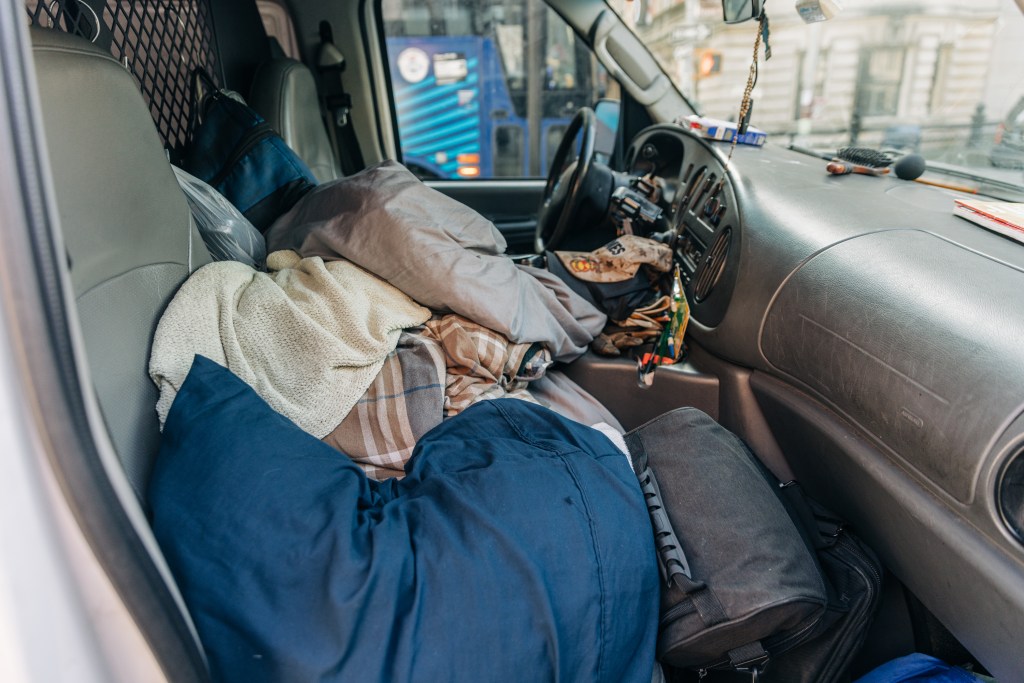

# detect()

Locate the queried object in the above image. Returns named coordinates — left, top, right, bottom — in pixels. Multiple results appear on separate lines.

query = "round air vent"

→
left=693, top=227, right=731, bottom=302
left=998, top=447, right=1024, bottom=544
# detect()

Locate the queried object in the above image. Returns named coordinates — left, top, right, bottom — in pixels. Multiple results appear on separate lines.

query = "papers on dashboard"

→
left=953, top=198, right=1024, bottom=245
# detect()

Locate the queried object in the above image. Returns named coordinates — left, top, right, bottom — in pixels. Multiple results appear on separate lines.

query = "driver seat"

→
left=249, top=57, right=343, bottom=182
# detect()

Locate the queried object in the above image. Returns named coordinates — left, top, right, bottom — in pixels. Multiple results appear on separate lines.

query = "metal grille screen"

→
left=26, top=0, right=222, bottom=157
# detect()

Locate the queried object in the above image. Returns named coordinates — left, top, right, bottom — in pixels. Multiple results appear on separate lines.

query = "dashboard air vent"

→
left=693, top=227, right=731, bottom=302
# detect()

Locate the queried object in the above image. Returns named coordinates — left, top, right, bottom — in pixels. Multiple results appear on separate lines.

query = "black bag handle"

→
left=186, top=67, right=221, bottom=138
left=637, top=465, right=704, bottom=593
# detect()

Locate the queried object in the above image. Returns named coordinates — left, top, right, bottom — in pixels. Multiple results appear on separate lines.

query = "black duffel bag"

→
left=758, top=489, right=884, bottom=683
left=624, top=408, right=828, bottom=676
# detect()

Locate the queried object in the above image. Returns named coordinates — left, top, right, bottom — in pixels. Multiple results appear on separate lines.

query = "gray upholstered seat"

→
left=248, top=58, right=342, bottom=182
left=31, top=27, right=211, bottom=501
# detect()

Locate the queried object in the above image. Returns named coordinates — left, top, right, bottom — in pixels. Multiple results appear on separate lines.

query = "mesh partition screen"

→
left=27, top=0, right=222, bottom=157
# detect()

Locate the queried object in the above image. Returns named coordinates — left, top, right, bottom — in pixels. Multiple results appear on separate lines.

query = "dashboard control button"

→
left=704, top=197, right=720, bottom=218
left=712, top=203, right=727, bottom=226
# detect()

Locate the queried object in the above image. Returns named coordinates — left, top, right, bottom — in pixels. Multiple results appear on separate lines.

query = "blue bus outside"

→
left=387, top=35, right=580, bottom=180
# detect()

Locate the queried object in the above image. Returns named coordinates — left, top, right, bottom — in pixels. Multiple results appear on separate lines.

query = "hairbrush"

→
left=826, top=147, right=894, bottom=176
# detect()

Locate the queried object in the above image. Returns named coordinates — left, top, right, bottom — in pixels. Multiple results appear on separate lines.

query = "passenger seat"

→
left=31, top=27, right=211, bottom=501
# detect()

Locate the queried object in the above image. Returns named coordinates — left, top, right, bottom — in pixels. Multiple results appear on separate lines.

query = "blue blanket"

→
left=149, top=356, right=659, bottom=682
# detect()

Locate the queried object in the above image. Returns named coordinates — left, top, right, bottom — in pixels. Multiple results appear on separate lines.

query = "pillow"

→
left=149, top=356, right=658, bottom=683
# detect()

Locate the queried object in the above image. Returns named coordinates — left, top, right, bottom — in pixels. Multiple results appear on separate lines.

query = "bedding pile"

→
left=152, top=160, right=617, bottom=477
left=266, top=159, right=606, bottom=362
left=324, top=330, right=621, bottom=477
left=148, top=162, right=659, bottom=681
left=321, top=315, right=557, bottom=479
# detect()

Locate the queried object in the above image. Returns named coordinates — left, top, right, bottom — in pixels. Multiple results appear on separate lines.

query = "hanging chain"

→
left=728, top=11, right=767, bottom=162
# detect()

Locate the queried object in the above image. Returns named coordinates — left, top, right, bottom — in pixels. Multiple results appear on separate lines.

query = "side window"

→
left=381, top=0, right=613, bottom=180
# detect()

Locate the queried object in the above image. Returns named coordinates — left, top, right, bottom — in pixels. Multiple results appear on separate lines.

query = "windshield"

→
left=607, top=0, right=1024, bottom=192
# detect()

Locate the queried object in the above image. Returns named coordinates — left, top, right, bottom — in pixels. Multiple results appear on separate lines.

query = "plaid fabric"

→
left=324, top=317, right=554, bottom=479
left=422, top=314, right=551, bottom=417
left=322, top=332, right=446, bottom=479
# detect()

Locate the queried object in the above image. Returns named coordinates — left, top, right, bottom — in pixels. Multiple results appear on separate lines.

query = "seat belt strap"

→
left=316, top=20, right=365, bottom=175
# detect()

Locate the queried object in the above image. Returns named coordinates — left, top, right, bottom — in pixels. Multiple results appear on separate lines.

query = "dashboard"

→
left=623, top=124, right=740, bottom=327
left=621, top=123, right=1024, bottom=678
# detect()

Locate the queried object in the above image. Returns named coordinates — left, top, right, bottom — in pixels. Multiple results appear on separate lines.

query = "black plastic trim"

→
left=997, top=444, right=1024, bottom=545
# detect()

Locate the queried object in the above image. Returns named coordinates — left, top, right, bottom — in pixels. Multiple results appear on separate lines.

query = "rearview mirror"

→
left=722, top=0, right=762, bottom=23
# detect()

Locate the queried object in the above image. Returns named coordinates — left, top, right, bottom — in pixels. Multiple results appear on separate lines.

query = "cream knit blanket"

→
left=149, top=250, right=430, bottom=437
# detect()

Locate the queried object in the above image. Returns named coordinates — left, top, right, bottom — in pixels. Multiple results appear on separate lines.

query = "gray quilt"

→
left=266, top=160, right=606, bottom=362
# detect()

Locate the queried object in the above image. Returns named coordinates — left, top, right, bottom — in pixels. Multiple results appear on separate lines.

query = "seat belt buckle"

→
left=332, top=106, right=349, bottom=128
left=326, top=93, right=352, bottom=128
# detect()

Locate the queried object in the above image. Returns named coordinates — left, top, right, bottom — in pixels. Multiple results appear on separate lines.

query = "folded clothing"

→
left=266, top=160, right=607, bottom=362
left=421, top=313, right=550, bottom=417
left=591, top=295, right=671, bottom=357
left=150, top=356, right=659, bottom=683
left=149, top=250, right=430, bottom=437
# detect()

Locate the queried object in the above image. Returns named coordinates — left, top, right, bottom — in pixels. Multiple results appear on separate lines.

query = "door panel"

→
left=427, top=179, right=545, bottom=253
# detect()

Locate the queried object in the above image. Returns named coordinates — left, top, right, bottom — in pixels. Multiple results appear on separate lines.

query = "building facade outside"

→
left=613, top=0, right=1023, bottom=162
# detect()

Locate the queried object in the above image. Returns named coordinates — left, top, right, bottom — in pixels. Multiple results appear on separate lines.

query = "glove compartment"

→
left=760, top=229, right=1024, bottom=504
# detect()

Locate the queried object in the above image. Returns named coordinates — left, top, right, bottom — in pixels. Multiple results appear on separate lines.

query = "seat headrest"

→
left=30, top=26, right=211, bottom=497
left=30, top=27, right=207, bottom=296
left=248, top=58, right=342, bottom=183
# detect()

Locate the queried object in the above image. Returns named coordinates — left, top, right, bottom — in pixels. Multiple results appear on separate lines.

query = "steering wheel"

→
left=535, top=107, right=597, bottom=253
